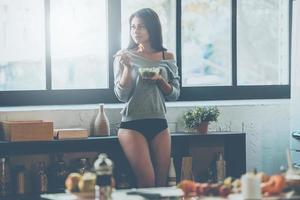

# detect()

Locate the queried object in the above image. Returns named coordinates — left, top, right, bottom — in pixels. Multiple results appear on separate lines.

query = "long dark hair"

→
left=127, top=8, right=167, bottom=52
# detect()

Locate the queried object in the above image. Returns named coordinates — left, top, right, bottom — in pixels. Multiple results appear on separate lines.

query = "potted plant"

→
left=183, top=106, right=220, bottom=134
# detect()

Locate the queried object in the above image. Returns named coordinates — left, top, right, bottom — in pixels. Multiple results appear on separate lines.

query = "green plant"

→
left=183, top=106, right=220, bottom=129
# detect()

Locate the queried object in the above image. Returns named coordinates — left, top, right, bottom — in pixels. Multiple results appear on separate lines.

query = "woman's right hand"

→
left=116, top=52, right=131, bottom=69
left=115, top=52, right=133, bottom=88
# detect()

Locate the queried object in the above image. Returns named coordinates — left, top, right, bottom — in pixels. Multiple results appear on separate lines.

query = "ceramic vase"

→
left=94, top=104, right=110, bottom=136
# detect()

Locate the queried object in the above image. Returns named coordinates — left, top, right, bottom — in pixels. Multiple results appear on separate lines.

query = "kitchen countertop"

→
left=2, top=189, right=298, bottom=200
left=38, top=188, right=300, bottom=200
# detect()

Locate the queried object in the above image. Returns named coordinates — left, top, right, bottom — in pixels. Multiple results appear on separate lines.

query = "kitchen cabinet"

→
left=0, top=132, right=246, bottom=199
left=0, top=132, right=245, bottom=180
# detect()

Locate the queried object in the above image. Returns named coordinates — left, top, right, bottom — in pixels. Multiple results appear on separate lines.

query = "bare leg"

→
left=150, top=128, right=171, bottom=187
left=118, top=128, right=155, bottom=188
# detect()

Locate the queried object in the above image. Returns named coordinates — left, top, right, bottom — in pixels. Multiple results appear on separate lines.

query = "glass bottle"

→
left=78, top=158, right=90, bottom=175
left=94, top=153, right=114, bottom=200
left=0, top=157, right=11, bottom=197
left=94, top=104, right=110, bottom=136
left=216, top=152, right=226, bottom=183
left=117, top=173, right=130, bottom=189
left=48, top=154, right=68, bottom=192
left=56, top=160, right=68, bottom=192
left=15, top=165, right=26, bottom=194
left=207, top=154, right=217, bottom=183
left=37, top=161, right=48, bottom=193
left=168, top=157, right=177, bottom=186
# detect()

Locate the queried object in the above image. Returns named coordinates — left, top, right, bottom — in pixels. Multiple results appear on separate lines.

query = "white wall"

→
left=290, top=0, right=300, bottom=132
left=289, top=0, right=300, bottom=165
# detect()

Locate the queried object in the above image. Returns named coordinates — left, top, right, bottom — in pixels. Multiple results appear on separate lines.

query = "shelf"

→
left=0, top=132, right=244, bottom=156
left=0, top=136, right=120, bottom=156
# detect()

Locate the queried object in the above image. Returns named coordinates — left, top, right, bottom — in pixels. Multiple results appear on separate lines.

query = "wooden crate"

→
left=1, top=120, right=53, bottom=141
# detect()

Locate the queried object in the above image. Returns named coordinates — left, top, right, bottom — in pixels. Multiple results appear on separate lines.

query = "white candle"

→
left=241, top=173, right=261, bottom=199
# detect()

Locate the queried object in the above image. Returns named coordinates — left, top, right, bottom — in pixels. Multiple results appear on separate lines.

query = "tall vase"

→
left=94, top=104, right=110, bottom=136
left=196, top=121, right=209, bottom=134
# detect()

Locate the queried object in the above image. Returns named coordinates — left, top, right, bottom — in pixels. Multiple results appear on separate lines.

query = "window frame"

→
left=0, top=0, right=292, bottom=106
left=177, top=0, right=292, bottom=101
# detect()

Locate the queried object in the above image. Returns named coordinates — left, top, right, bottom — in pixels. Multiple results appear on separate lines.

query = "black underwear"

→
left=119, top=119, right=168, bottom=142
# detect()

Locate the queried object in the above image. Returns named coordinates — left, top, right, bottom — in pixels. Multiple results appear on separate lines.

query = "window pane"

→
left=0, top=0, right=45, bottom=91
left=50, top=0, right=107, bottom=89
left=237, top=0, right=289, bottom=85
left=121, top=0, right=176, bottom=54
left=182, top=0, right=231, bottom=87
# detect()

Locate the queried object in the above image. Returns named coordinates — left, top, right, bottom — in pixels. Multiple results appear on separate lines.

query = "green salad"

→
left=138, top=67, right=160, bottom=78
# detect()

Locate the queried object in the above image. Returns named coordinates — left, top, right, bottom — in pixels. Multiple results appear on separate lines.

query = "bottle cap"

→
left=94, top=153, right=113, bottom=175
left=219, top=152, right=224, bottom=160
left=99, top=104, right=104, bottom=110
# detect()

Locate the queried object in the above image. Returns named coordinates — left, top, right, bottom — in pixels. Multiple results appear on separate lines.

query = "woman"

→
left=113, top=8, right=180, bottom=188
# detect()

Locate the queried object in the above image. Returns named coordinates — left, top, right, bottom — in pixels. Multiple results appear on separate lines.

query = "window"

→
left=0, top=0, right=45, bottom=91
left=237, top=0, right=289, bottom=85
left=0, top=0, right=292, bottom=106
left=179, top=0, right=291, bottom=101
left=50, top=0, right=108, bottom=89
left=182, top=0, right=232, bottom=86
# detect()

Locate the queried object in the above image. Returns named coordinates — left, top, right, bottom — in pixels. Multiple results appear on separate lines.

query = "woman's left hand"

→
left=143, top=74, right=172, bottom=95
left=142, top=73, right=163, bottom=84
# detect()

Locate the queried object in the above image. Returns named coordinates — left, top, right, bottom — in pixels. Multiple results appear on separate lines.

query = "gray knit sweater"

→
left=114, top=50, right=180, bottom=122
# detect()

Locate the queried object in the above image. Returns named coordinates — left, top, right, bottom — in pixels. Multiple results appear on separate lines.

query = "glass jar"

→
left=0, top=157, right=11, bottom=197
